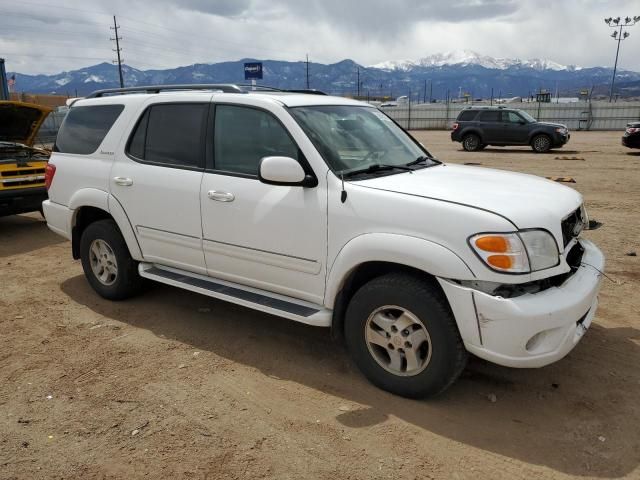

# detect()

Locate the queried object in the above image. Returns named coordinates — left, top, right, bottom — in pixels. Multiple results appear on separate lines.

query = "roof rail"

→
left=86, top=84, right=328, bottom=98
left=85, top=84, right=246, bottom=98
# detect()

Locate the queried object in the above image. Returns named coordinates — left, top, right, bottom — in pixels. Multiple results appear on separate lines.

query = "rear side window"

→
left=55, top=105, right=124, bottom=154
left=127, top=103, right=208, bottom=168
left=478, top=111, right=501, bottom=122
left=457, top=110, right=477, bottom=122
left=214, top=105, right=298, bottom=176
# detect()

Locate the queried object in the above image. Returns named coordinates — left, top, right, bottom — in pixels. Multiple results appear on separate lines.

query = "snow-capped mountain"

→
left=371, top=50, right=578, bottom=72
left=8, top=55, right=640, bottom=98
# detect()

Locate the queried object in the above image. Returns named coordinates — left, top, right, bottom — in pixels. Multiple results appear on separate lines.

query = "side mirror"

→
left=258, top=156, right=316, bottom=187
left=518, top=120, right=526, bottom=125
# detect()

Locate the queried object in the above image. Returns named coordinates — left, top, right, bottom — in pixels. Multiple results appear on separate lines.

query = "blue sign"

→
left=244, top=62, right=263, bottom=80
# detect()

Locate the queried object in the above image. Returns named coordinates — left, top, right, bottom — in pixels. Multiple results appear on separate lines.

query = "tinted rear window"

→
left=478, top=111, right=501, bottom=122
left=127, top=103, right=208, bottom=168
left=55, top=105, right=124, bottom=154
left=457, top=110, right=477, bottom=122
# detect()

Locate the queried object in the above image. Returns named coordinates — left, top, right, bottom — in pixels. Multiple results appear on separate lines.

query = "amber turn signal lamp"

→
left=487, top=255, right=513, bottom=269
left=475, top=236, right=509, bottom=253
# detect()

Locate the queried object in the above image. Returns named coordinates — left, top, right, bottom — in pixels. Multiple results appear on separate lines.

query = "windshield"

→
left=289, top=105, right=436, bottom=175
left=518, top=110, right=537, bottom=123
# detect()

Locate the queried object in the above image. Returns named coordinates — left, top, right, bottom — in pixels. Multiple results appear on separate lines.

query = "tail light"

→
left=626, top=127, right=640, bottom=134
left=452, top=122, right=459, bottom=130
left=45, top=163, right=56, bottom=191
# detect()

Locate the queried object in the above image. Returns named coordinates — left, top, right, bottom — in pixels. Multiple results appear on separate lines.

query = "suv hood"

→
left=536, top=121, right=567, bottom=129
left=0, top=101, right=52, bottom=147
left=355, top=164, right=582, bottom=231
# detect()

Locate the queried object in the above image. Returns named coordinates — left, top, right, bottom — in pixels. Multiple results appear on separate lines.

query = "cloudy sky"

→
left=1, top=0, right=640, bottom=75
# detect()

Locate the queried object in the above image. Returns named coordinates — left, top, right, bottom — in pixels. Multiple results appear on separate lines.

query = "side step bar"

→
left=138, top=263, right=332, bottom=327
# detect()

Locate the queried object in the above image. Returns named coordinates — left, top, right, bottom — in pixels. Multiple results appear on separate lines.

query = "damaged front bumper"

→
left=438, top=239, right=604, bottom=368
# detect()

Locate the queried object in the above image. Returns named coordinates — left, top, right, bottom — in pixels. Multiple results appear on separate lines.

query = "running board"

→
left=138, top=263, right=332, bottom=327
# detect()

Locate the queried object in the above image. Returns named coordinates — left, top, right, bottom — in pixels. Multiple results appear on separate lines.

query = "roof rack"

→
left=85, top=84, right=245, bottom=98
left=85, top=84, right=328, bottom=98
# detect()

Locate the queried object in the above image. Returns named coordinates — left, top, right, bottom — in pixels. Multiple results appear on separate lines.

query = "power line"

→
left=110, top=15, right=124, bottom=88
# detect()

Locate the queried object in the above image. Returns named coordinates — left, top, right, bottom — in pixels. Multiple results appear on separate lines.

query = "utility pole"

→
left=423, top=79, right=427, bottom=103
left=305, top=54, right=310, bottom=89
left=429, top=80, right=432, bottom=103
left=110, top=15, right=124, bottom=88
left=604, top=16, right=638, bottom=102
left=356, top=67, right=360, bottom=98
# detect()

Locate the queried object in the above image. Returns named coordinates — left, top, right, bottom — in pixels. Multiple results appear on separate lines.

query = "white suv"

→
left=43, top=84, right=604, bottom=398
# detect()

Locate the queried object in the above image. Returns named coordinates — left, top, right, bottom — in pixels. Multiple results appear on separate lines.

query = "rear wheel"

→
left=344, top=273, right=467, bottom=398
left=531, top=134, right=552, bottom=153
left=462, top=134, right=481, bottom=152
left=80, top=219, right=142, bottom=300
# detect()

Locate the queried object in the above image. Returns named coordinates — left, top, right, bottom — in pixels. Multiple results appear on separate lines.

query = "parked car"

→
left=0, top=101, right=52, bottom=217
left=451, top=106, right=570, bottom=153
left=43, top=85, right=603, bottom=398
left=622, top=122, right=640, bottom=149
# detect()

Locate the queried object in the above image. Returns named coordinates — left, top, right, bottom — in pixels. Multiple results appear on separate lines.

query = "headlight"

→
left=470, top=230, right=559, bottom=273
left=555, top=127, right=568, bottom=134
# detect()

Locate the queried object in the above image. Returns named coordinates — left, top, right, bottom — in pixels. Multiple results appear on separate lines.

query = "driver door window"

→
left=214, top=105, right=299, bottom=176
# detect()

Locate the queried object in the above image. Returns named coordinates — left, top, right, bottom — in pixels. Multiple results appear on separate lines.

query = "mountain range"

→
left=8, top=50, right=640, bottom=99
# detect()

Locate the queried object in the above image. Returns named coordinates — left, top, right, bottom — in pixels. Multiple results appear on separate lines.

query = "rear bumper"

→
left=42, top=199, right=73, bottom=240
left=439, top=239, right=604, bottom=368
left=622, top=135, right=640, bottom=149
left=0, top=187, right=47, bottom=217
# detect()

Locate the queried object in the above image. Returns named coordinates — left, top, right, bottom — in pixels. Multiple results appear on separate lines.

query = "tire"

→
left=477, top=144, right=487, bottom=151
left=462, top=134, right=481, bottom=152
left=531, top=134, right=552, bottom=153
left=80, top=219, right=142, bottom=300
left=344, top=273, right=467, bottom=398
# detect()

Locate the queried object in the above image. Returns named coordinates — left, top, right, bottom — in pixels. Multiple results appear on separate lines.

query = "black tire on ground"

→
left=344, top=273, right=467, bottom=398
left=531, top=134, right=552, bottom=153
left=477, top=144, right=487, bottom=151
left=462, top=134, right=481, bottom=152
left=80, top=219, right=143, bottom=300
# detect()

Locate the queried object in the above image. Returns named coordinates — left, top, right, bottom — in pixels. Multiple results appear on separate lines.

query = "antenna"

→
left=340, top=173, right=347, bottom=203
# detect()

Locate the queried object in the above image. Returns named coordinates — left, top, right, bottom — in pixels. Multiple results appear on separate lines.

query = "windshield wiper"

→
left=405, top=155, right=441, bottom=167
left=342, top=163, right=414, bottom=178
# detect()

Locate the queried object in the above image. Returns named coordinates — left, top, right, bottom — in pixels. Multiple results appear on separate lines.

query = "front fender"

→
left=324, top=233, right=476, bottom=308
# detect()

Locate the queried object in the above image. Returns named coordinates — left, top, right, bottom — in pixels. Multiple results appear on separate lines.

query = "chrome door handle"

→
left=113, top=176, right=133, bottom=186
left=207, top=190, right=235, bottom=202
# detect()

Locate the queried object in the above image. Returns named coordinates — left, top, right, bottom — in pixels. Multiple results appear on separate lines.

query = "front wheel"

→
left=80, top=219, right=143, bottom=300
left=531, top=134, right=552, bottom=153
left=344, top=273, right=467, bottom=398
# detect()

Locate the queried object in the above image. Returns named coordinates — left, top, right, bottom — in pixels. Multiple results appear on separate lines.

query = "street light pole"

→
left=604, top=16, right=639, bottom=102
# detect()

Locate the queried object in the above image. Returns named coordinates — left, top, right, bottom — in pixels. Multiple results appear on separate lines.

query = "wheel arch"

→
left=461, top=128, right=484, bottom=143
left=69, top=191, right=142, bottom=261
left=527, top=129, right=552, bottom=143
left=325, top=233, right=475, bottom=339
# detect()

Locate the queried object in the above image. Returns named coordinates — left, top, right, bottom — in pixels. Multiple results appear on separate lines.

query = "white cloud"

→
left=1, top=0, right=639, bottom=74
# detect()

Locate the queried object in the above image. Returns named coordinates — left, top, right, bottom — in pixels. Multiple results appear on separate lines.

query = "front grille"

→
left=0, top=168, right=46, bottom=189
left=566, top=241, right=584, bottom=269
left=560, top=207, right=584, bottom=247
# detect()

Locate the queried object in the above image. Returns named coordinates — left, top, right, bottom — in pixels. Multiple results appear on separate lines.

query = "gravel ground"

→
left=1, top=130, right=639, bottom=479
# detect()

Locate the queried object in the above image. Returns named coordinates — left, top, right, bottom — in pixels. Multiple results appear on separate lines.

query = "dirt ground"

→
left=1, top=131, right=639, bottom=480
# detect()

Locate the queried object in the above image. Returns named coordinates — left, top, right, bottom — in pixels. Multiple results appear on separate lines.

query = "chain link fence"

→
left=378, top=101, right=640, bottom=131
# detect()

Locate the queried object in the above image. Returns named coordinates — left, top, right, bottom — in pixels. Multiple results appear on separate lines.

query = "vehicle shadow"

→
left=61, top=276, right=640, bottom=478
left=625, top=151, right=640, bottom=156
left=467, top=148, right=582, bottom=155
left=0, top=213, right=65, bottom=257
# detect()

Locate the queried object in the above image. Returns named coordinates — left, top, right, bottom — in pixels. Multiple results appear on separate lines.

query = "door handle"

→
left=113, top=176, right=133, bottom=186
left=207, top=190, right=235, bottom=202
